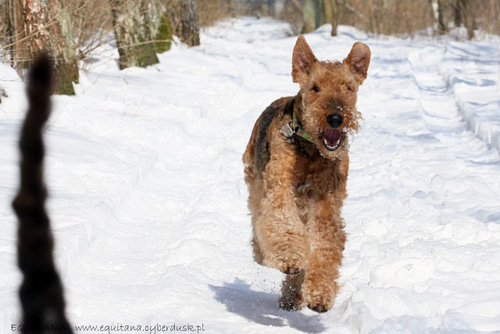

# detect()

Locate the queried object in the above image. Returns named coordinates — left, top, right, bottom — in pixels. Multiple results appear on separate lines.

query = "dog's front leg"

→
left=302, top=195, right=346, bottom=313
left=255, top=183, right=309, bottom=275
left=254, top=139, right=309, bottom=275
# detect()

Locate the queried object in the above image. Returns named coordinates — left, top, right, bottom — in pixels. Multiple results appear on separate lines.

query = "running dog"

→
left=243, top=36, right=370, bottom=313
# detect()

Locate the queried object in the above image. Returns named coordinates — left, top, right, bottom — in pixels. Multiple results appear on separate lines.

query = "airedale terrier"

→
left=243, top=36, right=370, bottom=313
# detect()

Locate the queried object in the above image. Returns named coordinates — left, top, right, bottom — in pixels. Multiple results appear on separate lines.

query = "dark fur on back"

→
left=12, top=54, right=73, bottom=334
left=255, top=101, right=281, bottom=177
left=255, top=97, right=295, bottom=177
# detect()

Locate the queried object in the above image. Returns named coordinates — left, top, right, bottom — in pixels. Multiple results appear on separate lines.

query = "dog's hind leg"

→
left=251, top=233, right=264, bottom=264
left=279, top=271, right=305, bottom=311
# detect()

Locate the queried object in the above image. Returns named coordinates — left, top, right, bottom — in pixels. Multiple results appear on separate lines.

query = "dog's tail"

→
left=12, top=54, right=73, bottom=334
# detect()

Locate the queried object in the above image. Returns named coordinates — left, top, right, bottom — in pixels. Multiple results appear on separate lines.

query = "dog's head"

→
left=292, top=36, right=370, bottom=160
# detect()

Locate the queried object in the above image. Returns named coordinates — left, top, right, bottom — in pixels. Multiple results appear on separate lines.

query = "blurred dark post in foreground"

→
left=13, top=54, right=73, bottom=334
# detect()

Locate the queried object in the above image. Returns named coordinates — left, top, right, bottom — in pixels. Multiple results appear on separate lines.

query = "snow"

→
left=1, top=16, right=500, bottom=333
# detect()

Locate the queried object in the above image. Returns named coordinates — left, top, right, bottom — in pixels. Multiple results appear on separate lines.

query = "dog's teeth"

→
left=323, top=137, right=341, bottom=151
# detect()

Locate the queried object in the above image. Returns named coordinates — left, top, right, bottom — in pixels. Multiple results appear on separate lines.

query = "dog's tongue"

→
left=323, top=128, right=342, bottom=146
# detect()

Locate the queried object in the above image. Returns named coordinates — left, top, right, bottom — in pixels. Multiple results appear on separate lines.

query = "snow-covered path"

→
left=1, top=18, right=500, bottom=333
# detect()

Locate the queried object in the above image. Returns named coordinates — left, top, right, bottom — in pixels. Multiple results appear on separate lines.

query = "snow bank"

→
left=439, top=41, right=500, bottom=153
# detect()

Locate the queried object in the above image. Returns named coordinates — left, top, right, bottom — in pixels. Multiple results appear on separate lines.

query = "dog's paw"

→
left=279, top=284, right=304, bottom=311
left=279, top=299, right=302, bottom=311
left=281, top=262, right=302, bottom=275
left=306, top=295, right=333, bottom=313
left=303, top=282, right=338, bottom=314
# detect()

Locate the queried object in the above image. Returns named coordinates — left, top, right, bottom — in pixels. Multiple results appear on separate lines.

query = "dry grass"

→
left=470, top=0, right=500, bottom=35
left=249, top=0, right=500, bottom=38
left=334, top=0, right=434, bottom=36
left=69, top=0, right=114, bottom=59
left=197, top=0, right=243, bottom=27
left=348, top=0, right=499, bottom=37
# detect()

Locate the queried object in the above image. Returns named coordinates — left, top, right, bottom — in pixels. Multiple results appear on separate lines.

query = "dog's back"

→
left=243, top=97, right=292, bottom=180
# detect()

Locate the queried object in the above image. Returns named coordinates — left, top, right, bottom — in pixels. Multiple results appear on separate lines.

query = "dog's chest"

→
left=293, top=158, right=343, bottom=199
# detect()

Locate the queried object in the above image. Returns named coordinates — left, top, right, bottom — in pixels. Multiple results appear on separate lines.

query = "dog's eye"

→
left=312, top=85, right=320, bottom=93
left=347, top=84, right=356, bottom=92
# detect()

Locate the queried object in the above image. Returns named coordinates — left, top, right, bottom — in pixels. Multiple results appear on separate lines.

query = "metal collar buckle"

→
left=280, top=123, right=294, bottom=138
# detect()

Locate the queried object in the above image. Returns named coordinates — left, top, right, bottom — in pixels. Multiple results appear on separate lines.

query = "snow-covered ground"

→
left=1, top=17, right=500, bottom=334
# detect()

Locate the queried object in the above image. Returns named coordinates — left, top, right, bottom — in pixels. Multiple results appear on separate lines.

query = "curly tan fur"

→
left=243, top=36, right=370, bottom=313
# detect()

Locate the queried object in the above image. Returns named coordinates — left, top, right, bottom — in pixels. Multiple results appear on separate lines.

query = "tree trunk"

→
left=13, top=0, right=44, bottom=76
left=367, top=0, right=377, bottom=33
left=4, top=0, right=17, bottom=68
left=47, top=0, right=79, bottom=95
left=109, top=0, right=161, bottom=69
left=155, top=14, right=173, bottom=54
left=267, top=0, right=276, bottom=17
left=462, top=0, right=476, bottom=39
left=5, top=0, right=79, bottom=94
left=179, top=0, right=200, bottom=47
left=453, top=0, right=463, bottom=27
left=303, top=0, right=321, bottom=33
left=323, top=0, right=339, bottom=36
left=454, top=0, right=475, bottom=39
left=430, top=0, right=447, bottom=34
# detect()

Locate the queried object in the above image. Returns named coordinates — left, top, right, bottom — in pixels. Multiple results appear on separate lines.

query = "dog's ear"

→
left=344, top=42, right=371, bottom=84
left=292, top=35, right=318, bottom=84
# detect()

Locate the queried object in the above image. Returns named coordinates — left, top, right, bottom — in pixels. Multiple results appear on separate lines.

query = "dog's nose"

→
left=327, top=114, right=343, bottom=128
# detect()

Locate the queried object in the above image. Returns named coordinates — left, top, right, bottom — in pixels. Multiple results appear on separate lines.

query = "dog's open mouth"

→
left=322, top=128, right=343, bottom=151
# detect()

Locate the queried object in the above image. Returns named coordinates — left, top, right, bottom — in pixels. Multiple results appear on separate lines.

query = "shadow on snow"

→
left=209, top=278, right=326, bottom=333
